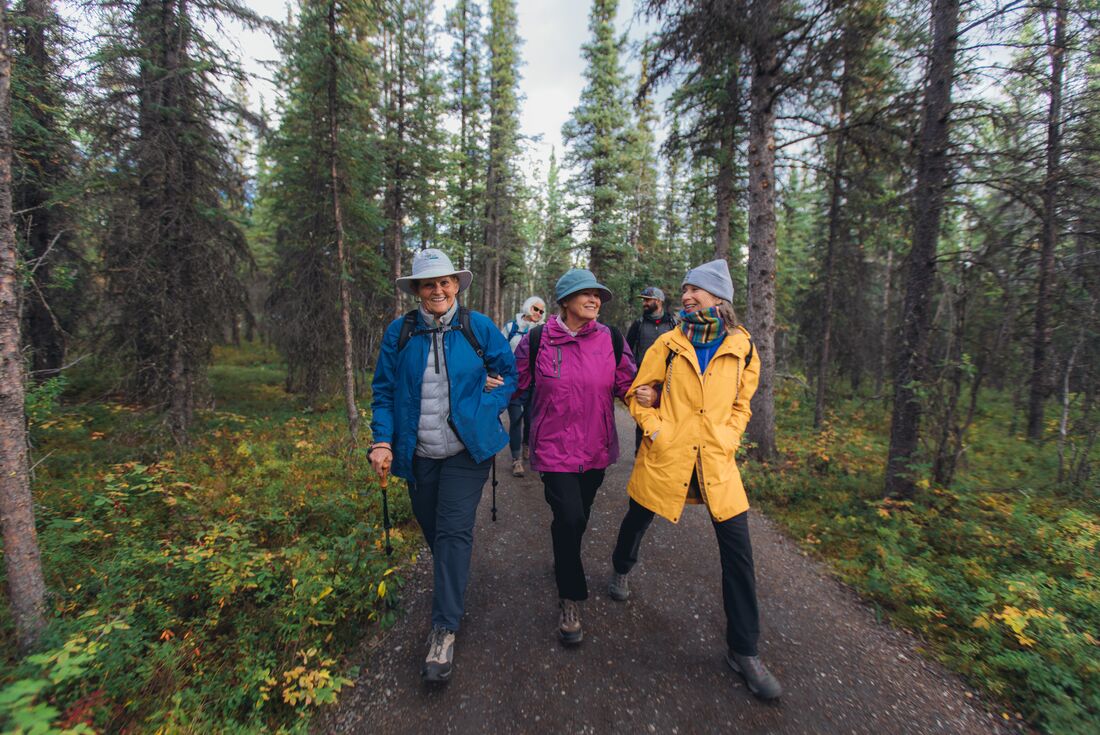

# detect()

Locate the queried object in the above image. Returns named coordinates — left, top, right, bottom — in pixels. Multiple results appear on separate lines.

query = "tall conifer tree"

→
left=88, top=0, right=259, bottom=437
left=444, top=0, right=486, bottom=266
left=563, top=0, right=632, bottom=322
left=263, top=0, right=384, bottom=403
left=482, top=0, right=521, bottom=322
left=11, top=0, right=82, bottom=377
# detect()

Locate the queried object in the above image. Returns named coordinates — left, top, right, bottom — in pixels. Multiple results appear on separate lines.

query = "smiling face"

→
left=681, top=284, right=720, bottom=313
left=525, top=301, right=546, bottom=322
left=418, top=276, right=459, bottom=316
left=562, top=289, right=602, bottom=324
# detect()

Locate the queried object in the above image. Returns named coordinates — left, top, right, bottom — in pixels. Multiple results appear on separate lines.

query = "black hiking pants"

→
left=542, top=469, right=606, bottom=601
left=612, top=496, right=761, bottom=656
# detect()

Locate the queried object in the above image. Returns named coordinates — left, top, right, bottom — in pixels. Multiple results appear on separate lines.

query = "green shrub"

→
left=2, top=346, right=415, bottom=733
left=747, top=385, right=1100, bottom=734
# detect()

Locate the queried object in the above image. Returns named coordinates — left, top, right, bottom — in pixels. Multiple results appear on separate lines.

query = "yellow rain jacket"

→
left=626, top=325, right=759, bottom=523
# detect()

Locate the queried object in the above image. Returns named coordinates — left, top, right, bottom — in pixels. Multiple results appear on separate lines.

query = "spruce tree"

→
left=444, top=0, right=486, bottom=267
left=87, top=0, right=260, bottom=438
left=482, top=0, right=521, bottom=322
left=535, top=148, right=573, bottom=301
left=1, top=0, right=46, bottom=653
left=263, top=0, right=384, bottom=403
left=11, top=0, right=82, bottom=377
left=562, top=0, right=632, bottom=322
left=626, top=60, right=661, bottom=294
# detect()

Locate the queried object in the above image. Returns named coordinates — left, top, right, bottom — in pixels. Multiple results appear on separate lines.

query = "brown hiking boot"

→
left=522, top=444, right=530, bottom=460
left=726, top=652, right=782, bottom=700
left=558, top=599, right=583, bottom=645
left=512, top=458, right=525, bottom=477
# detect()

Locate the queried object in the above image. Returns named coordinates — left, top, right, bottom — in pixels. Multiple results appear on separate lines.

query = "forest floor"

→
left=321, top=407, right=1022, bottom=735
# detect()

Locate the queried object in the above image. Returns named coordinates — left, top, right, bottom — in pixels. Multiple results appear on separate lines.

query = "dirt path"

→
left=324, top=407, right=1020, bottom=734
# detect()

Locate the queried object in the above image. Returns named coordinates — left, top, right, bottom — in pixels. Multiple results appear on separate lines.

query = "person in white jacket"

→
left=500, top=296, right=546, bottom=475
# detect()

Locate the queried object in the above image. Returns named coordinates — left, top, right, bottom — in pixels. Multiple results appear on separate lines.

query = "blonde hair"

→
left=717, top=300, right=739, bottom=327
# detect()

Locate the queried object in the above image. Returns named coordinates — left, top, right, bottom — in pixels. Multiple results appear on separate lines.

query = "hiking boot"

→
left=522, top=444, right=530, bottom=460
left=423, top=627, right=455, bottom=683
left=558, top=599, right=583, bottom=645
left=512, top=458, right=525, bottom=477
left=608, top=571, right=630, bottom=601
left=726, top=652, right=782, bottom=700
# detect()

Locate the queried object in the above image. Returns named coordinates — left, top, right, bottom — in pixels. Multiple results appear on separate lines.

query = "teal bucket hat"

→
left=554, top=268, right=613, bottom=304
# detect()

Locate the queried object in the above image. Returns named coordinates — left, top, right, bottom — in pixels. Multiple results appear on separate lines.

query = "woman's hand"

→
left=369, top=443, right=393, bottom=477
left=634, top=384, right=657, bottom=408
left=484, top=373, right=505, bottom=392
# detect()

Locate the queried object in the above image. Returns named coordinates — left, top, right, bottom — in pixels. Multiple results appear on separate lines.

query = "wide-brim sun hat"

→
left=555, top=268, right=613, bottom=304
left=395, top=248, right=473, bottom=296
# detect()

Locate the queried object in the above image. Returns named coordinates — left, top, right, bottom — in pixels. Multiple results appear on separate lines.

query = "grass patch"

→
left=745, top=385, right=1099, bottom=735
left=1, top=342, right=416, bottom=733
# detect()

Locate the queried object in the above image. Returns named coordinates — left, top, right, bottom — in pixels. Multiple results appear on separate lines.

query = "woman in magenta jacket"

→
left=512, top=269, right=636, bottom=644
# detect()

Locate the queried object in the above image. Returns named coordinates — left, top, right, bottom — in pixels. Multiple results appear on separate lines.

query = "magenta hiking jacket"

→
left=513, top=316, right=637, bottom=473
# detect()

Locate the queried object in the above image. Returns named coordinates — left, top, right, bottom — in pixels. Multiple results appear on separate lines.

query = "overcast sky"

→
left=231, top=0, right=659, bottom=177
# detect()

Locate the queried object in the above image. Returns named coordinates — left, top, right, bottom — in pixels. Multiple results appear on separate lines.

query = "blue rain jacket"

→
left=370, top=307, right=517, bottom=480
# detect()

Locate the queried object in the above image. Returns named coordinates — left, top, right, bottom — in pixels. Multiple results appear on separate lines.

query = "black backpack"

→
left=527, top=322, right=625, bottom=384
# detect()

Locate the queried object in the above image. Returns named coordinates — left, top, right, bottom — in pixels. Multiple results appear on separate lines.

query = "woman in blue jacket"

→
left=369, top=248, right=517, bottom=684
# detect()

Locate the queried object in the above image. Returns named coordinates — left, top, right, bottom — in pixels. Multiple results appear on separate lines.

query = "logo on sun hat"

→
left=395, top=248, right=473, bottom=295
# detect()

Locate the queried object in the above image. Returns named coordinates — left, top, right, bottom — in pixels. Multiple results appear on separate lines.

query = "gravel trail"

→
left=323, top=407, right=1021, bottom=734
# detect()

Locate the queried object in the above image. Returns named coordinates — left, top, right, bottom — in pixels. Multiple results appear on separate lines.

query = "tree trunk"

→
left=1026, top=0, right=1067, bottom=442
left=0, top=4, right=46, bottom=653
left=328, top=0, right=358, bottom=445
left=384, top=20, right=407, bottom=320
left=884, top=0, right=960, bottom=499
left=745, top=0, right=779, bottom=460
left=814, top=61, right=851, bottom=430
left=876, top=246, right=893, bottom=397
left=20, top=0, right=67, bottom=377
left=714, top=56, right=739, bottom=261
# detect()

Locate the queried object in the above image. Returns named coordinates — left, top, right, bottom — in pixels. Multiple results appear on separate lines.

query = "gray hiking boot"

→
left=726, top=652, right=782, bottom=700
left=558, top=599, right=583, bottom=645
left=423, top=627, right=455, bottom=683
left=608, top=571, right=630, bottom=601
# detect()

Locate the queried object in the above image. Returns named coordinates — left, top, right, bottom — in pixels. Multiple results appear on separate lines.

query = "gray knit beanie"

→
left=682, top=259, right=734, bottom=302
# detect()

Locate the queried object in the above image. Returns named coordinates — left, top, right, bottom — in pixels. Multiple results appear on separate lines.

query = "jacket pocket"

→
left=537, top=346, right=562, bottom=379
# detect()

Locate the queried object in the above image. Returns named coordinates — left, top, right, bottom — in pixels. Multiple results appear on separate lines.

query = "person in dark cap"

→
left=625, top=286, right=677, bottom=452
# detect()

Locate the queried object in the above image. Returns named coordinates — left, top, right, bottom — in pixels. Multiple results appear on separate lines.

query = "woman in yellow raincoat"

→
left=608, top=259, right=782, bottom=700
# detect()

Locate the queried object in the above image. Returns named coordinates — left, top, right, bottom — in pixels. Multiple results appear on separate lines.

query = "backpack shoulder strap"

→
left=734, top=324, right=754, bottom=369
left=396, top=309, right=419, bottom=351
left=506, top=320, right=521, bottom=342
left=528, top=324, right=544, bottom=383
left=454, top=307, right=489, bottom=368
left=609, top=325, right=624, bottom=367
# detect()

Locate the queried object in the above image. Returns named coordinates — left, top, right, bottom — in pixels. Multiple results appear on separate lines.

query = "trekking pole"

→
left=380, top=468, right=393, bottom=556
left=491, top=458, right=498, bottom=521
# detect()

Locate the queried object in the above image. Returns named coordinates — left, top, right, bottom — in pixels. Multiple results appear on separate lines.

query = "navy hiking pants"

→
left=409, top=451, right=490, bottom=631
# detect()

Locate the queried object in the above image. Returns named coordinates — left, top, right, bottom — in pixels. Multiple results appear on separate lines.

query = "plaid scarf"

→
left=678, top=306, right=726, bottom=347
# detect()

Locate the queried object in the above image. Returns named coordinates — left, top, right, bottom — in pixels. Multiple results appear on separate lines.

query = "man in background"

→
left=625, top=286, right=677, bottom=452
